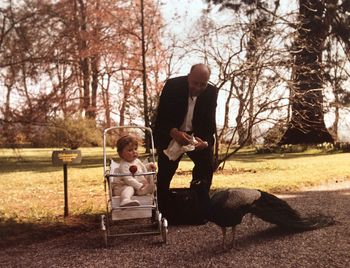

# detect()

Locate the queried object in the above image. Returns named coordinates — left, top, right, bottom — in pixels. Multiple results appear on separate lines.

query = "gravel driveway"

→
left=1, top=183, right=349, bottom=268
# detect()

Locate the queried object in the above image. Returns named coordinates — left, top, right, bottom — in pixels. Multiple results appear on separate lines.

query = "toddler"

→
left=111, top=135, right=156, bottom=207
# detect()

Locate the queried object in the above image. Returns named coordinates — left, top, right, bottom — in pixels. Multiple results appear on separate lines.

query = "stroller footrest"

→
left=111, top=208, right=152, bottom=220
left=111, top=195, right=154, bottom=220
left=111, top=195, right=153, bottom=207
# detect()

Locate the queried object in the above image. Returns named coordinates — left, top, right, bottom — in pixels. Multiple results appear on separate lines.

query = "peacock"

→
left=207, top=188, right=335, bottom=248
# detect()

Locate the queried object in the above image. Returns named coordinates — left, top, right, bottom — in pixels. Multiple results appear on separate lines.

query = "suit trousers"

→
left=156, top=146, right=214, bottom=211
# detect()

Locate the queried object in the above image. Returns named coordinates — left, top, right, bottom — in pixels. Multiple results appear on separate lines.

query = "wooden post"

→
left=63, top=164, right=68, bottom=217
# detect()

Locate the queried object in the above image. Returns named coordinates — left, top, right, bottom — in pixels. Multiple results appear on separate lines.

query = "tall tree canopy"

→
left=0, top=0, right=167, bottom=147
left=207, top=0, right=350, bottom=145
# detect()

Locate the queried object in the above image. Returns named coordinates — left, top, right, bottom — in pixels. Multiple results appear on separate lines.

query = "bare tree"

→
left=181, top=4, right=291, bottom=169
left=206, top=0, right=350, bottom=146
left=0, top=0, right=168, bottom=147
left=323, top=39, right=350, bottom=140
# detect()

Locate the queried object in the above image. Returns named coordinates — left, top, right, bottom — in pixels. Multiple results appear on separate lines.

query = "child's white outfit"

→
left=111, top=158, right=155, bottom=207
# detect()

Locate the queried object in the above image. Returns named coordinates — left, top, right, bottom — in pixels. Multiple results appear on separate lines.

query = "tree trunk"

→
left=89, top=55, right=99, bottom=120
left=3, top=84, right=16, bottom=145
left=102, top=73, right=112, bottom=129
left=140, top=0, right=151, bottom=152
left=280, top=0, right=333, bottom=144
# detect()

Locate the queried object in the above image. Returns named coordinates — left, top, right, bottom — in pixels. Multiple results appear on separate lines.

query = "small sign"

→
left=52, top=149, right=82, bottom=217
left=52, top=150, right=82, bottom=165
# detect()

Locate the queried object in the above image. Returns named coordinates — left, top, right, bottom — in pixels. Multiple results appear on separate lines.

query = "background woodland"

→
left=1, top=0, right=350, bottom=168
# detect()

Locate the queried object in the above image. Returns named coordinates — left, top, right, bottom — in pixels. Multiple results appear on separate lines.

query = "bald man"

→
left=153, top=63, right=219, bottom=215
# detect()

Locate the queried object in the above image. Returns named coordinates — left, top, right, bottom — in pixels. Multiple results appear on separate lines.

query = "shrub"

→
left=334, top=142, right=350, bottom=152
left=46, top=117, right=102, bottom=149
left=263, top=121, right=286, bottom=147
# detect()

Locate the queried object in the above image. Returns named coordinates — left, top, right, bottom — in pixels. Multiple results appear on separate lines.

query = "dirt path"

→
left=1, top=183, right=349, bottom=268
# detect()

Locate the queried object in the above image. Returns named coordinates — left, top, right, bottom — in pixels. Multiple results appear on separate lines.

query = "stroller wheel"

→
left=101, top=215, right=106, bottom=231
left=101, top=215, right=108, bottom=247
left=157, top=212, right=163, bottom=233
left=161, top=218, right=168, bottom=244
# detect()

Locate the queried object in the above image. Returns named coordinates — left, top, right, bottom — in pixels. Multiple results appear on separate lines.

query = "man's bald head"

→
left=190, top=63, right=211, bottom=77
left=188, top=63, right=211, bottom=97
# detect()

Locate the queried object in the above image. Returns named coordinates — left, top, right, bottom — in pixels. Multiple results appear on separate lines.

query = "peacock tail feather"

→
left=251, top=191, right=335, bottom=230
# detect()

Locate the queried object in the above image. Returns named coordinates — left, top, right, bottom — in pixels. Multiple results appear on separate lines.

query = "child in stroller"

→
left=111, top=134, right=156, bottom=207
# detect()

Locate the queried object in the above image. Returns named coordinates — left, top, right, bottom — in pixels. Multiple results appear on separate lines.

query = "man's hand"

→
left=194, top=137, right=208, bottom=151
left=170, top=128, right=192, bottom=146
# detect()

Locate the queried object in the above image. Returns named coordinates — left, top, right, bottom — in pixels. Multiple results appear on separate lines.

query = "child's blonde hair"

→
left=116, top=135, right=138, bottom=154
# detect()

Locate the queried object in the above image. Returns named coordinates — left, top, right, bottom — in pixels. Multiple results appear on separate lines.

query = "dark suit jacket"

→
left=153, top=75, right=218, bottom=149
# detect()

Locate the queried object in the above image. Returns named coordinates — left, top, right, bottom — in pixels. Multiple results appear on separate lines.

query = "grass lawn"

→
left=0, top=147, right=349, bottom=245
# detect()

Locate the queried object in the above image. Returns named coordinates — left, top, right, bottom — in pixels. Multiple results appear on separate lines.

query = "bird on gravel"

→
left=207, top=188, right=335, bottom=248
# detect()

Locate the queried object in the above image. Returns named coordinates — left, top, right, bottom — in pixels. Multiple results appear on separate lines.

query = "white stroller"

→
left=100, top=126, right=168, bottom=247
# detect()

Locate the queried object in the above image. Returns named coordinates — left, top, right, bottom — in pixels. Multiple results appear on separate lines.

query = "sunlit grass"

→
left=172, top=150, right=350, bottom=192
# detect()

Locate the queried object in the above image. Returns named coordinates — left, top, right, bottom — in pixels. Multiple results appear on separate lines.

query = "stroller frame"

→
left=100, top=126, right=168, bottom=247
